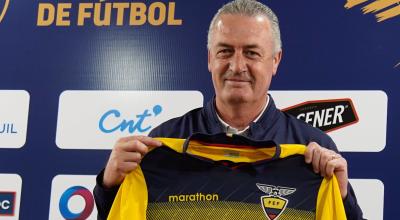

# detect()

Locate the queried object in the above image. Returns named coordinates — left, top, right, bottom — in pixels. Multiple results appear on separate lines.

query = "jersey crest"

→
left=256, top=183, right=296, bottom=220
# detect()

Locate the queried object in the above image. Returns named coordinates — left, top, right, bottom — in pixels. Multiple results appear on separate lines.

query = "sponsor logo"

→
left=282, top=98, right=359, bottom=133
left=269, top=90, right=387, bottom=152
left=0, top=192, right=15, bottom=216
left=168, top=193, right=219, bottom=202
left=99, top=104, right=162, bottom=134
left=0, top=174, right=22, bottom=219
left=345, top=0, right=400, bottom=22
left=59, top=186, right=94, bottom=219
left=56, top=90, right=203, bottom=149
left=0, top=90, right=30, bottom=149
left=256, top=183, right=296, bottom=220
left=49, top=175, right=97, bottom=220
left=0, top=0, right=10, bottom=24
left=37, top=0, right=182, bottom=27
left=0, top=123, right=18, bottom=134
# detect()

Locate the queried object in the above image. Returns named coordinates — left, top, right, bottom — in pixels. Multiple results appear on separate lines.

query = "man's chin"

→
left=222, top=93, right=252, bottom=104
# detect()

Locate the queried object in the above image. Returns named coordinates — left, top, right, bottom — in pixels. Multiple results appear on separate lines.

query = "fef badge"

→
left=256, top=183, right=296, bottom=220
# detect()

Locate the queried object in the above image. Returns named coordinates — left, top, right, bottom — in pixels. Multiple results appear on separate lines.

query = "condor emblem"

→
left=256, top=183, right=296, bottom=220
left=282, top=98, right=359, bottom=133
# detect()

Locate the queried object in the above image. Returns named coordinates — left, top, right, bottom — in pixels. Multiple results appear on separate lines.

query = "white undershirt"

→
left=216, top=96, right=269, bottom=136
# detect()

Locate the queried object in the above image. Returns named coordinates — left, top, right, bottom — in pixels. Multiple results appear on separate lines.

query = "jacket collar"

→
left=204, top=94, right=280, bottom=137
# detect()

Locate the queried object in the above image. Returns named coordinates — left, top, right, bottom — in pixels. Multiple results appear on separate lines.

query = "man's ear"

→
left=272, top=50, right=282, bottom=76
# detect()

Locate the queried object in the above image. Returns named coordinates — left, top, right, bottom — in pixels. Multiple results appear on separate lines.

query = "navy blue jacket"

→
left=94, top=95, right=363, bottom=219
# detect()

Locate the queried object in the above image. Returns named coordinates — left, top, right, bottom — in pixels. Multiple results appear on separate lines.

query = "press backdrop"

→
left=0, top=0, right=398, bottom=219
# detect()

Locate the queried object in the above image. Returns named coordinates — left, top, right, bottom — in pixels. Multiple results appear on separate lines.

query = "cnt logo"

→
left=282, top=98, right=359, bottom=133
left=0, top=0, right=10, bottom=24
left=59, top=186, right=94, bottom=219
left=0, top=191, right=16, bottom=216
left=99, top=104, right=163, bottom=134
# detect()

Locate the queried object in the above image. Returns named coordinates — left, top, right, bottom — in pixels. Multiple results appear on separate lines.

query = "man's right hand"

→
left=102, top=136, right=162, bottom=188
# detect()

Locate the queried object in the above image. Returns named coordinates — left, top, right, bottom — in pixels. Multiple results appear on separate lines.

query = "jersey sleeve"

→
left=107, top=166, right=148, bottom=220
left=316, top=175, right=347, bottom=220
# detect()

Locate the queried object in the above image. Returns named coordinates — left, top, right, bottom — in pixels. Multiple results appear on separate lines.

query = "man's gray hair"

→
left=207, top=0, right=282, bottom=53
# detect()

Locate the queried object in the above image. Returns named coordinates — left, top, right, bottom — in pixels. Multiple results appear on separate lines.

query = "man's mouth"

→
left=225, top=78, right=251, bottom=83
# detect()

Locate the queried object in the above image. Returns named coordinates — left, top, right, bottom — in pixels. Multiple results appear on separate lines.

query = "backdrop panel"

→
left=0, top=0, right=398, bottom=219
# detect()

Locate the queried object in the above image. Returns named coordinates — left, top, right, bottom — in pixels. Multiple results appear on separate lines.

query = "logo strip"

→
left=281, top=98, right=359, bottom=133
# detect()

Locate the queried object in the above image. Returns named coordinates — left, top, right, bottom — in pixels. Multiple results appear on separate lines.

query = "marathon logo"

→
left=282, top=98, right=359, bottom=133
left=0, top=192, right=16, bottom=216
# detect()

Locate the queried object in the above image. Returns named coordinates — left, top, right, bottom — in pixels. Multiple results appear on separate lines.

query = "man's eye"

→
left=245, top=51, right=259, bottom=57
left=217, top=49, right=232, bottom=55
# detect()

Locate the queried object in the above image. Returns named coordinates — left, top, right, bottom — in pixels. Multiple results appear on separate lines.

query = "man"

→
left=94, top=0, right=363, bottom=219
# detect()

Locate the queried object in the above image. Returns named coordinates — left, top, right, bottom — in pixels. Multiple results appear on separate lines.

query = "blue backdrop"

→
left=0, top=0, right=398, bottom=219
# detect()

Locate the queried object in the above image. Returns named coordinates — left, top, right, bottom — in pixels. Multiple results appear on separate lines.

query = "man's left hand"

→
left=304, top=142, right=348, bottom=199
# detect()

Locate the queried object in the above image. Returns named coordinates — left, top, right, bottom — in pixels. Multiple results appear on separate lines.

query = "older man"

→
left=94, top=0, right=363, bottom=219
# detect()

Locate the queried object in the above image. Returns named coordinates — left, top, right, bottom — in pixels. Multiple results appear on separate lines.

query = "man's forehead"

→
left=215, top=14, right=270, bottom=35
left=211, top=14, right=272, bottom=49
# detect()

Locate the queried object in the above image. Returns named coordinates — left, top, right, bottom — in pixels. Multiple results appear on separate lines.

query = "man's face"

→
left=208, top=14, right=282, bottom=105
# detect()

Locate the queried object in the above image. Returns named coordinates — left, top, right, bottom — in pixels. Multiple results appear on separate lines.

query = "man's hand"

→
left=103, top=136, right=162, bottom=188
left=304, top=142, right=348, bottom=199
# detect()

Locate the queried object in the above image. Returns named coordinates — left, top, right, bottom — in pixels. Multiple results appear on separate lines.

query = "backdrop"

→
left=0, top=0, right=398, bottom=219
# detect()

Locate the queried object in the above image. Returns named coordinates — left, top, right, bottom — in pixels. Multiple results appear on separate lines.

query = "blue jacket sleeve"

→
left=343, top=183, right=365, bottom=220
left=93, top=169, right=120, bottom=220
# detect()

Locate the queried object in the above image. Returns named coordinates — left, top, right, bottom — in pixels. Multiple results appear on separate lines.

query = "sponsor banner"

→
left=349, top=179, right=384, bottom=220
left=56, top=90, right=203, bottom=149
left=49, top=175, right=97, bottom=220
left=0, top=174, right=22, bottom=219
left=0, top=90, right=30, bottom=149
left=269, top=91, right=387, bottom=152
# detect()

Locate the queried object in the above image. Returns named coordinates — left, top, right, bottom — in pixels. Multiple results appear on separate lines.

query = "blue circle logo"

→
left=59, top=186, right=94, bottom=220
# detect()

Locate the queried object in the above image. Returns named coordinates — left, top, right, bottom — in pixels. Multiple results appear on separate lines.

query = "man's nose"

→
left=229, top=52, right=247, bottom=73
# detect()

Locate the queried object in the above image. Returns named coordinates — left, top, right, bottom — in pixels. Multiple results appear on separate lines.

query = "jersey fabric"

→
left=107, top=133, right=346, bottom=220
left=94, top=96, right=363, bottom=220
